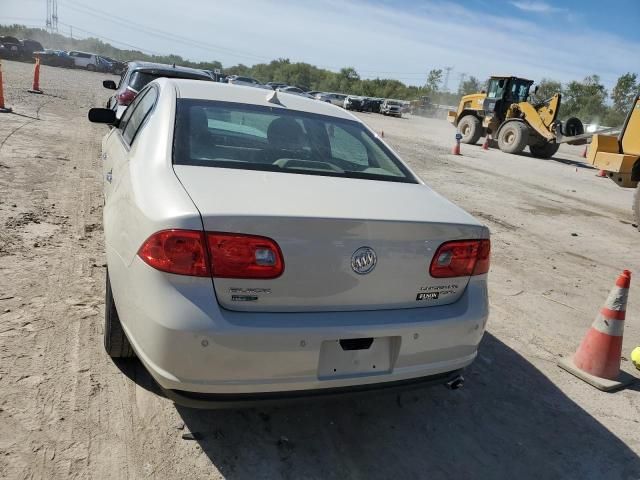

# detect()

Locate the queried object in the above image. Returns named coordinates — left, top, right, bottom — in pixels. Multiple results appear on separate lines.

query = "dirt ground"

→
left=0, top=60, right=639, bottom=480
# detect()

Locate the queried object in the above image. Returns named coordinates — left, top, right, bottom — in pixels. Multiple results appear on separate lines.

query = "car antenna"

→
left=266, top=90, right=283, bottom=105
left=172, top=63, right=176, bottom=68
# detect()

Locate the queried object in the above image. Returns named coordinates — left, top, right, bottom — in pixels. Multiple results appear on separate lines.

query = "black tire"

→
left=564, top=117, right=584, bottom=136
left=529, top=142, right=560, bottom=159
left=633, top=183, right=640, bottom=229
left=498, top=122, right=529, bottom=154
left=104, top=271, right=134, bottom=358
left=458, top=115, right=482, bottom=144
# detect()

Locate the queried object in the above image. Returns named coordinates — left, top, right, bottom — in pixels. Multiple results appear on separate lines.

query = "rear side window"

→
left=173, top=100, right=416, bottom=183
left=121, top=88, right=158, bottom=145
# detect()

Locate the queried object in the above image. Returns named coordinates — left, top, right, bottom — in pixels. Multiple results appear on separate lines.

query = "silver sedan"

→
left=88, top=80, right=490, bottom=407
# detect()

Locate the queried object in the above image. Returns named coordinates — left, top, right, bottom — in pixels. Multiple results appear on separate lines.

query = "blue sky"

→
left=2, top=0, right=639, bottom=90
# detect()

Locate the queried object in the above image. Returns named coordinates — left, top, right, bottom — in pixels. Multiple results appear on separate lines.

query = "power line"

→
left=55, top=0, right=437, bottom=77
left=58, top=0, right=272, bottom=62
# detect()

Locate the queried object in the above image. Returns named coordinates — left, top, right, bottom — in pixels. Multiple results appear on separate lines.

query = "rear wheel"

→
left=458, top=115, right=482, bottom=144
left=564, top=117, right=584, bottom=136
left=104, top=271, right=134, bottom=358
left=529, top=142, right=560, bottom=159
left=498, top=122, right=529, bottom=154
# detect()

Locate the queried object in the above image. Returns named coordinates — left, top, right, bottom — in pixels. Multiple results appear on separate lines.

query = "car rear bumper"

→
left=162, top=369, right=464, bottom=409
left=110, top=254, right=489, bottom=398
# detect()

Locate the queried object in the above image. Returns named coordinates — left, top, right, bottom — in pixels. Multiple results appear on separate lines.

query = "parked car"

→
left=0, top=36, right=21, bottom=59
left=67, top=51, right=101, bottom=71
left=96, top=56, right=115, bottom=73
left=381, top=99, right=403, bottom=117
left=323, top=92, right=348, bottom=107
left=100, top=56, right=126, bottom=75
left=88, top=78, right=490, bottom=407
left=20, top=39, right=44, bottom=60
left=103, top=61, right=214, bottom=119
left=266, top=81, right=288, bottom=90
left=314, top=93, right=333, bottom=103
left=363, top=97, right=384, bottom=113
left=227, top=75, right=271, bottom=89
left=344, top=96, right=366, bottom=111
left=33, top=49, right=75, bottom=68
left=277, top=86, right=315, bottom=98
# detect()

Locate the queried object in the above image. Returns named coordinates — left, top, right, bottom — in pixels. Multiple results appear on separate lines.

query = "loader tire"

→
left=564, top=117, right=584, bottom=137
left=104, top=270, right=135, bottom=358
left=458, top=115, right=482, bottom=144
left=498, top=122, right=529, bottom=154
left=529, top=142, right=560, bottom=159
left=633, top=183, right=640, bottom=230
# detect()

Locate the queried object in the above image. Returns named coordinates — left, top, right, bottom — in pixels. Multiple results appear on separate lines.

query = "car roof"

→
left=126, top=61, right=209, bottom=76
left=163, top=78, right=356, bottom=121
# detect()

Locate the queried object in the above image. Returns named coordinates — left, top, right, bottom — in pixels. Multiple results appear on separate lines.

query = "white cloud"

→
left=510, top=1, right=564, bottom=13
left=3, top=0, right=638, bottom=90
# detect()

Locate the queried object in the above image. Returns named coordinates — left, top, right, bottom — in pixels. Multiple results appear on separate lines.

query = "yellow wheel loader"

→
left=586, top=94, right=640, bottom=226
left=447, top=75, right=585, bottom=158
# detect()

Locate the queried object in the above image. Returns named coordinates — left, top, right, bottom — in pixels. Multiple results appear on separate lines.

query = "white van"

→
left=67, top=51, right=100, bottom=71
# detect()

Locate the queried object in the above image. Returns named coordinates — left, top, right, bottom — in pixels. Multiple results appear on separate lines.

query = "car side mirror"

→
left=103, top=80, right=117, bottom=90
left=88, top=108, right=117, bottom=124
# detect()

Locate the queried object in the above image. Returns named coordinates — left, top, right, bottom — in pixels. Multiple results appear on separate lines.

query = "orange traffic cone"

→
left=452, top=132, right=462, bottom=155
left=596, top=169, right=607, bottom=178
left=558, top=270, right=635, bottom=391
left=582, top=146, right=588, bottom=158
left=482, top=136, right=490, bottom=150
left=28, top=56, right=43, bottom=94
left=0, top=60, right=11, bottom=113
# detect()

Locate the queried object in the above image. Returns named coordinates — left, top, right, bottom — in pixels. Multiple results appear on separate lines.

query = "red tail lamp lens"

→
left=138, top=230, right=209, bottom=277
left=429, top=239, right=491, bottom=278
left=207, top=233, right=284, bottom=279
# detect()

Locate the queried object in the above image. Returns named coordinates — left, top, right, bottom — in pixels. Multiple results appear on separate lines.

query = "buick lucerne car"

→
left=88, top=79, right=490, bottom=407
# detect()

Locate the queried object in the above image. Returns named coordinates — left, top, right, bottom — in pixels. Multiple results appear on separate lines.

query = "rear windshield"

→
left=130, top=70, right=210, bottom=91
left=173, top=100, right=417, bottom=183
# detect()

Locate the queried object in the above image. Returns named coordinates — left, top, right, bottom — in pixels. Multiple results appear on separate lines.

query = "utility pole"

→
left=46, top=0, right=59, bottom=33
left=46, top=0, right=51, bottom=32
left=443, top=66, right=453, bottom=93
left=52, top=0, right=58, bottom=32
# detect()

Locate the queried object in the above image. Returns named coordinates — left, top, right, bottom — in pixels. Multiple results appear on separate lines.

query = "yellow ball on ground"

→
left=631, top=347, right=640, bottom=370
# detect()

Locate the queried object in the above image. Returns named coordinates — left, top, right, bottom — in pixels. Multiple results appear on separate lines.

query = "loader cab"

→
left=483, top=76, right=534, bottom=121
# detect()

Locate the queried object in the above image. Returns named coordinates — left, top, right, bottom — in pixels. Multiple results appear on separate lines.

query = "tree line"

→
left=2, top=24, right=637, bottom=126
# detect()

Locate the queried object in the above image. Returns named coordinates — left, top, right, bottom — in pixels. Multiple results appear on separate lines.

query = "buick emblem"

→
left=351, top=247, right=377, bottom=275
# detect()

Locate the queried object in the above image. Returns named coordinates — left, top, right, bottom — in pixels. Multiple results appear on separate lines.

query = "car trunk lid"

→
left=174, top=166, right=488, bottom=312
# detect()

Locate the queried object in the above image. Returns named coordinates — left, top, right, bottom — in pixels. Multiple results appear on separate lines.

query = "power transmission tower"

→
left=443, top=66, right=453, bottom=93
left=458, top=72, right=468, bottom=93
left=46, top=0, right=59, bottom=33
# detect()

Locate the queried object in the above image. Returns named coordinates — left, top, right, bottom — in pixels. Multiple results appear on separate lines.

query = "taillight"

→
left=429, top=239, right=491, bottom=278
left=138, top=230, right=284, bottom=279
left=138, top=230, right=209, bottom=277
left=117, top=87, right=137, bottom=106
left=206, top=233, right=284, bottom=279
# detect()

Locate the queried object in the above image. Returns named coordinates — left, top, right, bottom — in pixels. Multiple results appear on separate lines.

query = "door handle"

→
left=106, top=169, right=112, bottom=183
